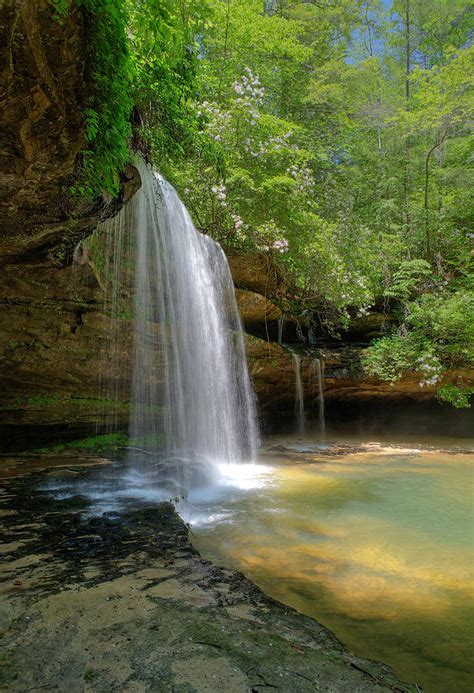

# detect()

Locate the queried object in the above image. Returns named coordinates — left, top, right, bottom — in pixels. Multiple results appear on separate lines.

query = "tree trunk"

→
left=403, top=0, right=411, bottom=237
left=424, top=130, right=448, bottom=260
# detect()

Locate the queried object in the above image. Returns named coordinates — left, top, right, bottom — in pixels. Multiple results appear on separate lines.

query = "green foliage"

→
left=48, top=0, right=69, bottom=23
left=363, top=288, right=474, bottom=403
left=383, top=260, right=432, bottom=301
left=407, top=290, right=474, bottom=367
left=48, top=0, right=472, bottom=407
left=142, top=0, right=472, bottom=408
left=36, top=433, right=129, bottom=454
left=362, top=335, right=419, bottom=383
left=437, top=384, right=474, bottom=409
left=125, top=0, right=208, bottom=165
left=73, top=0, right=133, bottom=198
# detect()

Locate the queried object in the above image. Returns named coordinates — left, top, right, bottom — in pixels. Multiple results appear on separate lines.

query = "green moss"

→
left=84, top=668, right=99, bottom=682
left=35, top=433, right=128, bottom=454
left=13, top=395, right=130, bottom=410
left=48, top=0, right=68, bottom=23
left=35, top=432, right=167, bottom=454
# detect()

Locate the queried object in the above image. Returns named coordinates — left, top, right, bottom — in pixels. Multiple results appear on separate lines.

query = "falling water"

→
left=277, top=316, right=285, bottom=345
left=312, top=358, right=326, bottom=440
left=93, top=161, right=259, bottom=488
left=292, top=353, right=305, bottom=436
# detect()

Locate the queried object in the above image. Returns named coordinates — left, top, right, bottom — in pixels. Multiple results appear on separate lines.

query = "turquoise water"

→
left=191, top=439, right=474, bottom=692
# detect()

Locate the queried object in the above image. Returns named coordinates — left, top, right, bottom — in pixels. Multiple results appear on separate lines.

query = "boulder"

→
left=235, top=288, right=282, bottom=334
left=343, top=312, right=396, bottom=341
left=226, top=250, right=285, bottom=296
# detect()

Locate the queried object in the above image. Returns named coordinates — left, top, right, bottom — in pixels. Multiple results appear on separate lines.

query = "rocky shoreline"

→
left=0, top=454, right=418, bottom=692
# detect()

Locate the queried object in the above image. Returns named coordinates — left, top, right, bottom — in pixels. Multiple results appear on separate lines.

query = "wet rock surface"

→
left=0, top=1, right=143, bottom=448
left=0, top=455, right=417, bottom=692
left=244, top=334, right=474, bottom=436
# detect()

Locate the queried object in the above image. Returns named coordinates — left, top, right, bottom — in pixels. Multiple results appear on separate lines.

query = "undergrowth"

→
left=74, top=0, right=132, bottom=198
left=36, top=432, right=166, bottom=454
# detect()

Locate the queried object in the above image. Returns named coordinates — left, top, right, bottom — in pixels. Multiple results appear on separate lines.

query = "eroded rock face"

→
left=0, top=2, right=144, bottom=448
left=0, top=264, right=129, bottom=447
left=341, top=312, right=396, bottom=341
left=0, top=1, right=141, bottom=265
left=244, top=333, right=474, bottom=435
left=0, top=0, right=87, bottom=260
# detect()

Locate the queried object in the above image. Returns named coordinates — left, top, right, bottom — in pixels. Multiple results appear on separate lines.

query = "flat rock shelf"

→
left=0, top=454, right=417, bottom=692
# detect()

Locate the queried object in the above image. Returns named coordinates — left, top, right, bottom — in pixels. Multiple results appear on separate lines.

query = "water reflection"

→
left=191, top=438, right=474, bottom=693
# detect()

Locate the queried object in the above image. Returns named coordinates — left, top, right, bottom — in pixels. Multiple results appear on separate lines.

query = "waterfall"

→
left=277, top=316, right=285, bottom=345
left=93, top=161, right=259, bottom=487
left=312, top=358, right=326, bottom=440
left=292, top=353, right=305, bottom=436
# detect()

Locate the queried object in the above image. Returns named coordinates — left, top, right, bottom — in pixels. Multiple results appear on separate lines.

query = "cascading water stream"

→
left=93, top=161, right=259, bottom=491
left=311, top=358, right=326, bottom=440
left=292, top=353, right=305, bottom=436
left=277, top=316, right=285, bottom=345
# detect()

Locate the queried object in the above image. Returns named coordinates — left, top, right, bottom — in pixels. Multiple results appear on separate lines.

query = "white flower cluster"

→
left=211, top=183, right=228, bottom=208
left=417, top=354, right=442, bottom=387
left=211, top=184, right=246, bottom=232
left=272, top=239, right=289, bottom=253
left=243, top=137, right=264, bottom=158
left=197, top=101, right=230, bottom=142
left=269, top=131, right=292, bottom=151
left=233, top=68, right=264, bottom=123
left=286, top=164, right=314, bottom=193
left=263, top=239, right=289, bottom=253
left=243, top=131, right=292, bottom=159
left=231, top=213, right=244, bottom=230
left=326, top=261, right=372, bottom=306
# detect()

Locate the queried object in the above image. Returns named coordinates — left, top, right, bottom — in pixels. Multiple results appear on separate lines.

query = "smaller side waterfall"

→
left=311, top=358, right=326, bottom=440
left=277, top=316, right=285, bottom=345
left=292, top=353, right=305, bottom=436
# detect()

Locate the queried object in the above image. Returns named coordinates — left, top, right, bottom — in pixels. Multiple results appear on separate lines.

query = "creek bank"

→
left=0, top=454, right=417, bottom=692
